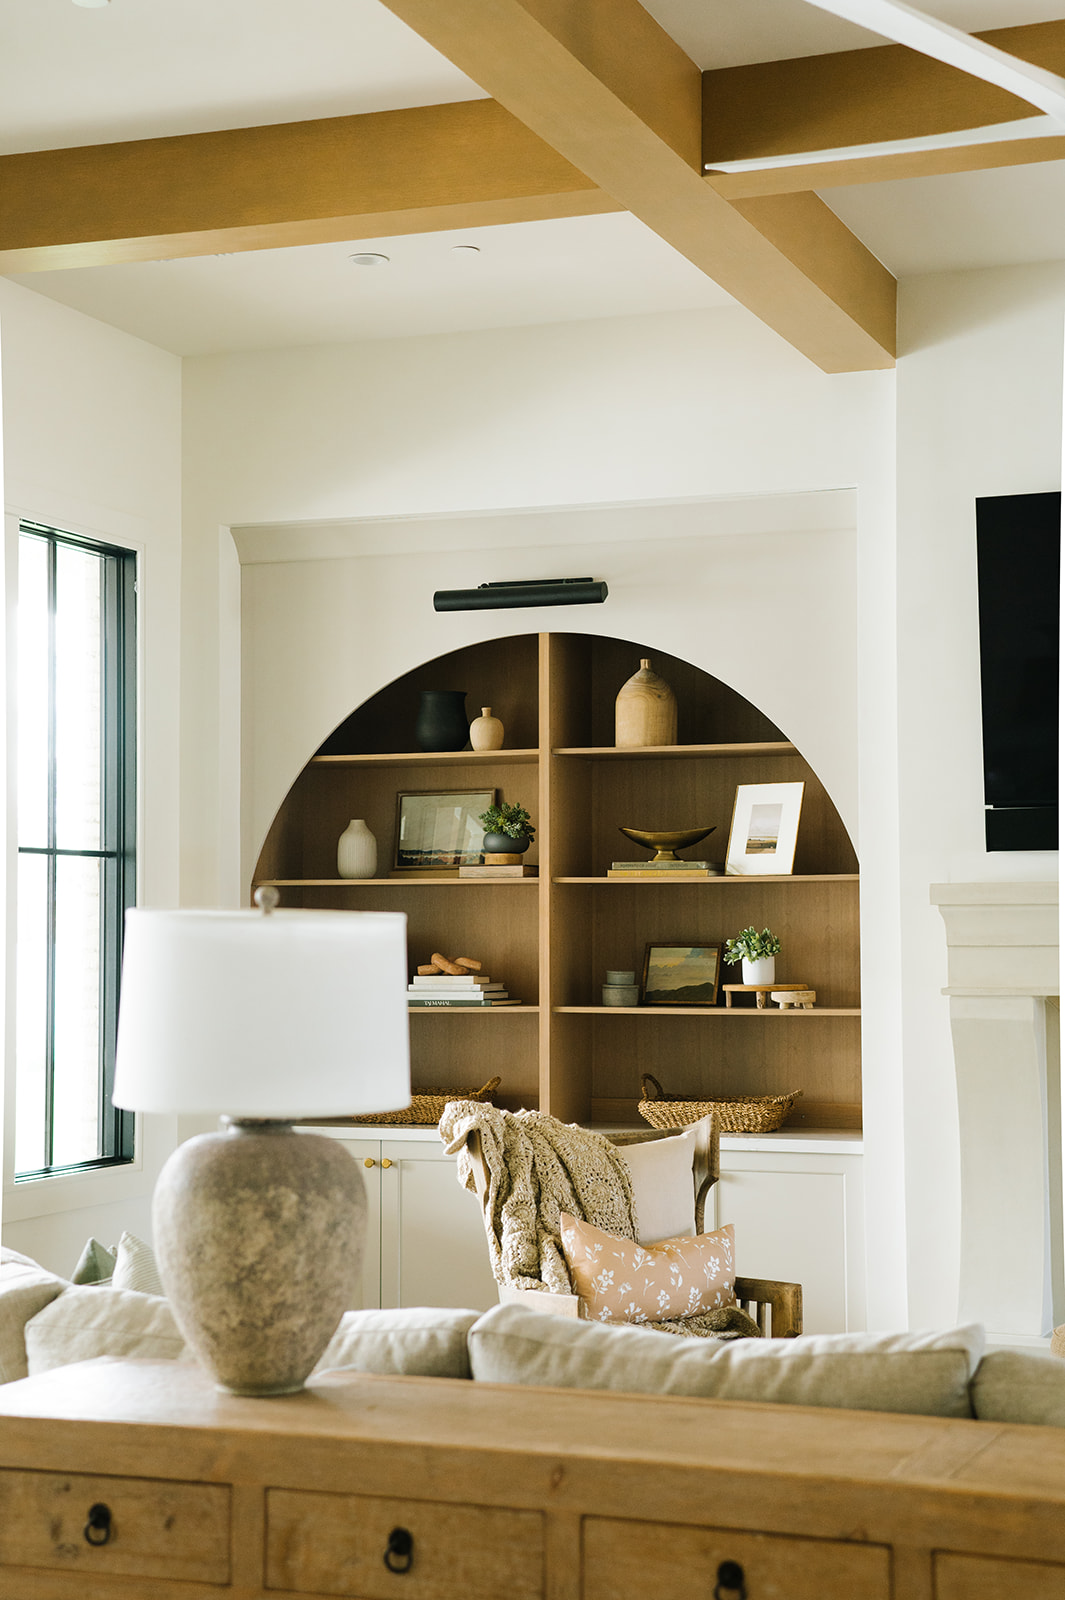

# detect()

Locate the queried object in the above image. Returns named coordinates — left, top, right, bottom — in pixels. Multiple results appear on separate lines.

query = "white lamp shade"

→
left=114, top=908, right=410, bottom=1118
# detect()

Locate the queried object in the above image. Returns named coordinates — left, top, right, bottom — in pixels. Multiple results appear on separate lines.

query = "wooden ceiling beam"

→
left=377, top=0, right=895, bottom=372
left=0, top=100, right=617, bottom=272
left=704, top=19, right=1065, bottom=196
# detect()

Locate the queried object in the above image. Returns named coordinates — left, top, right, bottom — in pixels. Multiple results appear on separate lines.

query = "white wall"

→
left=182, top=301, right=908, bottom=1327
left=894, top=262, right=1065, bottom=1328
left=0, top=279, right=183, bottom=1274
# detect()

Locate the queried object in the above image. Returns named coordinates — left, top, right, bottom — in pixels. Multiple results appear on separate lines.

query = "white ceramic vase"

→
left=337, top=818, right=377, bottom=879
left=742, top=956, right=776, bottom=986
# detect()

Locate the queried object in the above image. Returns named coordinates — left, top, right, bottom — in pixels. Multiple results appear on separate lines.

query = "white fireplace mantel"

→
left=931, top=882, right=1060, bottom=1343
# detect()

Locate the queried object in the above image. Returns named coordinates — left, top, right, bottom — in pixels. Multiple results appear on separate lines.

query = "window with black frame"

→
left=15, top=521, right=136, bottom=1178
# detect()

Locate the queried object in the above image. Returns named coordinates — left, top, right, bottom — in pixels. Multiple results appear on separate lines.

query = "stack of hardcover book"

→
left=606, top=860, right=724, bottom=880
left=407, top=974, right=519, bottom=1007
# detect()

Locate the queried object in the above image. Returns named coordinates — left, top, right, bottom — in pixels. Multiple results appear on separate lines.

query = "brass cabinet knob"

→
left=364, top=1158, right=376, bottom=1168
left=381, top=1158, right=393, bottom=1169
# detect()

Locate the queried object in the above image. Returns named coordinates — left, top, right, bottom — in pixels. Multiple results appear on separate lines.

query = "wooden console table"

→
left=1, top=1357, right=1065, bottom=1599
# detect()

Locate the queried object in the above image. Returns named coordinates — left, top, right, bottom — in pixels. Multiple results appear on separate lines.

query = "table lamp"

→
left=113, top=894, right=410, bottom=1396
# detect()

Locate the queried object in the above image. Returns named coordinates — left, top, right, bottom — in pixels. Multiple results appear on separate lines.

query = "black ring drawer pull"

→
left=84, top=1503, right=113, bottom=1546
left=384, top=1526, right=414, bottom=1573
left=714, top=1559, right=747, bottom=1599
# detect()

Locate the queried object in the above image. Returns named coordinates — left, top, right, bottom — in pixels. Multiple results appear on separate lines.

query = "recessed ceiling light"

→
left=451, top=245, right=481, bottom=257
left=349, top=252, right=390, bottom=268
left=72, top=0, right=111, bottom=8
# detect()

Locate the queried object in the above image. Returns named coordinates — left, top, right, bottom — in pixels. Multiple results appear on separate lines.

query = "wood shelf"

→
left=312, top=749, right=538, bottom=767
left=556, top=874, right=860, bottom=885
left=254, top=631, right=861, bottom=1123
left=409, top=1005, right=540, bottom=1014
left=554, top=742, right=796, bottom=760
left=256, top=877, right=538, bottom=888
left=556, top=1005, right=860, bottom=1016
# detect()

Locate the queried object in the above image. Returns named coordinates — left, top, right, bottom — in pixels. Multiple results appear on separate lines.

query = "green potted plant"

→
left=478, top=800, right=536, bottom=856
left=723, top=926, right=781, bottom=986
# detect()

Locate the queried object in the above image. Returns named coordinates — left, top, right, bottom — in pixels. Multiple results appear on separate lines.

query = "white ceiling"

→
left=3, top=0, right=1065, bottom=356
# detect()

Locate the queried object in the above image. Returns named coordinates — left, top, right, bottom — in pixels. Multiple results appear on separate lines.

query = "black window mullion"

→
left=43, top=536, right=58, bottom=1171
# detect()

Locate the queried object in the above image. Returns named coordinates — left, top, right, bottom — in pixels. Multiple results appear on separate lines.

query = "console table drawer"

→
left=935, top=1551, right=1065, bottom=1597
left=266, top=1488, right=543, bottom=1598
left=0, top=1468, right=230, bottom=1583
left=584, top=1516, right=891, bottom=1599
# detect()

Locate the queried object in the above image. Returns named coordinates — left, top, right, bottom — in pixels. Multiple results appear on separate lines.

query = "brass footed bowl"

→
left=618, top=825, right=715, bottom=862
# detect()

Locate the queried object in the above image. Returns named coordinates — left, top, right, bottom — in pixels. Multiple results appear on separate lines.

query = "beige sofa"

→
left=3, top=1244, right=1064, bottom=1429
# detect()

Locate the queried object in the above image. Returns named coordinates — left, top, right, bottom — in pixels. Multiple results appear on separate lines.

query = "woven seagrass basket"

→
left=638, top=1074, right=801, bottom=1134
left=355, top=1076, right=501, bottom=1127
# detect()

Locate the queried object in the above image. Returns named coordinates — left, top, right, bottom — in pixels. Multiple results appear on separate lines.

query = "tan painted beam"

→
left=704, top=19, right=1065, bottom=195
left=0, top=99, right=618, bottom=271
left=378, top=0, right=895, bottom=372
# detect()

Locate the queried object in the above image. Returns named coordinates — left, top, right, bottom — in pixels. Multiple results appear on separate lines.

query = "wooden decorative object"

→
left=773, top=988, right=816, bottom=1009
left=615, top=657, right=677, bottom=747
left=470, top=707, right=505, bottom=750
left=723, top=982, right=810, bottom=1010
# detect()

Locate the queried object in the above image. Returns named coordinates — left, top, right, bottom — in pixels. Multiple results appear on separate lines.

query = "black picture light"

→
left=433, top=577, right=608, bottom=612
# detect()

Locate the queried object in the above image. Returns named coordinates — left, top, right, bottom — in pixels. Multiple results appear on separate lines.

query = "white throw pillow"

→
left=616, top=1127, right=698, bottom=1242
left=111, top=1230, right=165, bottom=1297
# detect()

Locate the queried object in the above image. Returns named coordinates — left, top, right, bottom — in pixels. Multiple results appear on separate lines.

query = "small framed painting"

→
left=725, top=781, right=805, bottom=876
left=394, top=788, right=496, bottom=871
left=641, top=944, right=722, bottom=1006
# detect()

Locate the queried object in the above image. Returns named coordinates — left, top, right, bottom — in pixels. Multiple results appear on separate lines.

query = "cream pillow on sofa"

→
left=469, top=1301, right=985, bottom=1418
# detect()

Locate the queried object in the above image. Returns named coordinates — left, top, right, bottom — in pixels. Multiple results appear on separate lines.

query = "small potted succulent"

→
left=478, top=800, right=536, bottom=856
left=723, top=926, right=781, bottom=986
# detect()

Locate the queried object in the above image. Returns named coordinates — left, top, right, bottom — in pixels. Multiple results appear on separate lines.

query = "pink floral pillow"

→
left=559, top=1214, right=736, bottom=1324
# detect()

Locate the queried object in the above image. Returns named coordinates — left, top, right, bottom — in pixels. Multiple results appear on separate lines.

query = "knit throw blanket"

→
left=439, top=1102, right=636, bottom=1296
left=438, top=1102, right=760, bottom=1340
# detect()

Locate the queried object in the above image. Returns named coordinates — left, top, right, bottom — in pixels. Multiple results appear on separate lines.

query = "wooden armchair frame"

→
left=465, top=1116, right=803, bottom=1339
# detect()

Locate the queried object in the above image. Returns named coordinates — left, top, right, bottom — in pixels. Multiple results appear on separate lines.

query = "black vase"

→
left=415, top=689, right=469, bottom=753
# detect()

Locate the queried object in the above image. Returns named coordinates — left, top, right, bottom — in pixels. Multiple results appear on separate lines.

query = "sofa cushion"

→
left=0, top=1250, right=68, bottom=1383
left=314, top=1307, right=481, bottom=1380
left=616, top=1128, right=698, bottom=1242
left=560, top=1213, right=735, bottom=1324
left=468, top=1302, right=985, bottom=1418
left=970, top=1347, right=1065, bottom=1427
left=25, top=1284, right=187, bottom=1374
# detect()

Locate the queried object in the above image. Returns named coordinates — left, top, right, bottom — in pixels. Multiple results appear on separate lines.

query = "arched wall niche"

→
left=253, top=629, right=860, bottom=1130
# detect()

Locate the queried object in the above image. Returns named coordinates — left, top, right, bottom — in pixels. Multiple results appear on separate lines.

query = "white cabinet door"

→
left=380, top=1139, right=499, bottom=1312
left=713, top=1149, right=865, bottom=1334
left=302, top=1130, right=498, bottom=1312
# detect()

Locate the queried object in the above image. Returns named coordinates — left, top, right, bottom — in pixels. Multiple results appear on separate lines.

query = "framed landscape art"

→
left=393, top=789, right=495, bottom=871
left=641, top=944, right=721, bottom=1006
left=725, top=781, right=804, bottom=876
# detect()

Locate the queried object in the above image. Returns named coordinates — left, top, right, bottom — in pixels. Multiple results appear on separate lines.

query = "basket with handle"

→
left=638, top=1074, right=800, bottom=1134
left=355, top=1076, right=502, bottom=1127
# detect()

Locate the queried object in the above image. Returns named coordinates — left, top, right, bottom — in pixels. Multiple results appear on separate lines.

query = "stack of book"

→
left=458, top=863, right=538, bottom=878
left=606, top=860, right=724, bottom=880
left=407, top=974, right=519, bottom=1007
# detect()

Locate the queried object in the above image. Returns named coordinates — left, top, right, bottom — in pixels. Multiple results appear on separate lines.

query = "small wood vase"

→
left=470, top=707, right=504, bottom=750
left=615, top=658, right=677, bottom=747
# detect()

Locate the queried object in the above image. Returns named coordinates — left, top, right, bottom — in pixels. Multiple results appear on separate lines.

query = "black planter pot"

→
left=483, top=832, right=531, bottom=855
left=414, top=689, right=469, bottom=753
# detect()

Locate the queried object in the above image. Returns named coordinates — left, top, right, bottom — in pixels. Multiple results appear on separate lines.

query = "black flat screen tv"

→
left=976, top=490, right=1060, bottom=852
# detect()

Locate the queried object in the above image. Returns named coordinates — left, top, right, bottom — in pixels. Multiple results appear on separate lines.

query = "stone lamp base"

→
left=153, top=1120, right=365, bottom=1396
